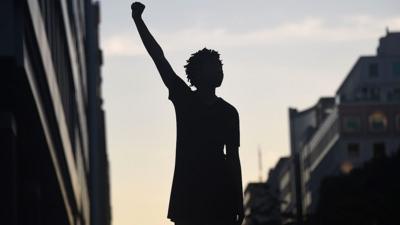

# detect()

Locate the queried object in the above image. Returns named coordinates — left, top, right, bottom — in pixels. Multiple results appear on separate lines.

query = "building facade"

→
left=243, top=182, right=281, bottom=225
left=267, top=157, right=293, bottom=224
left=243, top=157, right=292, bottom=225
left=288, top=97, right=335, bottom=221
left=288, top=31, right=400, bottom=217
left=274, top=158, right=295, bottom=224
left=0, top=0, right=110, bottom=225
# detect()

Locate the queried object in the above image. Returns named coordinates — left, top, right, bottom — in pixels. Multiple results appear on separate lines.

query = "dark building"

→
left=287, top=31, right=400, bottom=218
left=0, top=0, right=110, bottom=225
left=288, top=97, right=336, bottom=219
left=243, top=157, right=291, bottom=225
left=266, top=157, right=293, bottom=224
left=243, top=182, right=280, bottom=225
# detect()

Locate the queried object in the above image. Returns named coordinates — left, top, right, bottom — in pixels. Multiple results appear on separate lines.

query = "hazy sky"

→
left=99, top=1, right=400, bottom=224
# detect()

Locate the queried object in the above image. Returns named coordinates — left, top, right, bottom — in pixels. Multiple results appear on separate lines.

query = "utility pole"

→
left=258, top=145, right=263, bottom=182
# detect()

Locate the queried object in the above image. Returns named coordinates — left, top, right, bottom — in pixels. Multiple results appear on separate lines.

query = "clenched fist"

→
left=131, top=2, right=145, bottom=19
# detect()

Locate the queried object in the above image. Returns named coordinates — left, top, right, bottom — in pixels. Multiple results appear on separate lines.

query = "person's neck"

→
left=196, top=88, right=217, bottom=104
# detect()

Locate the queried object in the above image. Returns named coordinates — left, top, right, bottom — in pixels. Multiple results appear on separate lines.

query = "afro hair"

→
left=184, top=48, right=224, bottom=88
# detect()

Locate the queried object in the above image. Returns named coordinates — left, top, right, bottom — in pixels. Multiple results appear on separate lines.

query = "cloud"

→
left=102, top=15, right=400, bottom=57
left=102, top=34, right=147, bottom=57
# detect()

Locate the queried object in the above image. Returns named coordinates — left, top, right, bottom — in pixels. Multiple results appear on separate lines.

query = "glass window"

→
left=347, top=143, right=360, bottom=159
left=368, top=63, right=379, bottom=78
left=393, top=89, right=400, bottom=102
left=396, top=114, right=400, bottom=131
left=393, top=62, right=400, bottom=76
left=373, top=142, right=386, bottom=159
left=368, top=112, right=387, bottom=132
left=305, top=192, right=312, bottom=208
left=339, top=94, right=346, bottom=103
left=343, top=116, right=361, bottom=132
left=361, top=87, right=368, bottom=100
left=369, top=87, right=381, bottom=101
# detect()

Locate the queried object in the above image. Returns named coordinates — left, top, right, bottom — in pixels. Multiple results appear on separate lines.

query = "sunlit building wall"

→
left=0, top=0, right=110, bottom=225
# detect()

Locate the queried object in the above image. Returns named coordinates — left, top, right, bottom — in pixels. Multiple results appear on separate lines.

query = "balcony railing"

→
left=302, top=108, right=340, bottom=171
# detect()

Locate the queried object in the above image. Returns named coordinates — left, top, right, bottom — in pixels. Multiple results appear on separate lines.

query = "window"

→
left=369, top=87, right=381, bottom=101
left=368, top=63, right=379, bottom=78
left=393, top=62, right=400, bottom=76
left=280, top=172, right=290, bottom=191
left=304, top=192, right=312, bottom=208
left=394, top=88, right=400, bottom=102
left=361, top=87, right=368, bottom=100
left=396, top=114, right=400, bottom=131
left=281, top=193, right=292, bottom=211
left=373, top=142, right=386, bottom=159
left=368, top=112, right=387, bottom=132
left=343, top=116, right=361, bottom=132
left=387, top=88, right=400, bottom=102
left=347, top=143, right=360, bottom=159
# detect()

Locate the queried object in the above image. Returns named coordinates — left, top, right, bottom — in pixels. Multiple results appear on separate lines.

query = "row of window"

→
left=347, top=142, right=387, bottom=159
left=343, top=112, right=400, bottom=133
left=368, top=62, right=400, bottom=78
left=353, top=87, right=400, bottom=102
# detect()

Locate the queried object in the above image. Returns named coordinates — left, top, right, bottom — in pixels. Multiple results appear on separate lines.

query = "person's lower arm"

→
left=227, top=149, right=244, bottom=220
left=234, top=158, right=244, bottom=214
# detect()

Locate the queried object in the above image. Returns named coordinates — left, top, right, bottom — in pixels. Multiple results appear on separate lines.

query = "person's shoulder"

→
left=218, top=98, right=239, bottom=117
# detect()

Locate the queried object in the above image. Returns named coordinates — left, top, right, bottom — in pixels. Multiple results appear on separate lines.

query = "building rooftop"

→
left=377, top=31, right=400, bottom=56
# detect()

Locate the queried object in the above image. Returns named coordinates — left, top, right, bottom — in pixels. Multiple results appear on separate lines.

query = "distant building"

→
left=267, top=157, right=292, bottom=224
left=288, top=31, right=400, bottom=217
left=243, top=182, right=281, bottom=225
left=288, top=97, right=336, bottom=216
left=0, top=1, right=110, bottom=225
left=273, top=158, right=296, bottom=224
left=242, top=157, right=291, bottom=225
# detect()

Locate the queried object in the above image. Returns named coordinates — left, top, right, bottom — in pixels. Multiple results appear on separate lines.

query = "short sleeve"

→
left=168, top=75, right=191, bottom=102
left=226, top=109, right=240, bottom=147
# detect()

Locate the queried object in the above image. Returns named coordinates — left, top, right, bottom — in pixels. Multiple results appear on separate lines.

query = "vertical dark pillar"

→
left=0, top=112, right=18, bottom=225
left=86, top=2, right=110, bottom=225
left=288, top=109, right=303, bottom=225
left=293, top=153, right=303, bottom=224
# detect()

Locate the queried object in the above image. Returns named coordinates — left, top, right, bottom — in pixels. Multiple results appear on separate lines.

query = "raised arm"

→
left=131, top=2, right=179, bottom=88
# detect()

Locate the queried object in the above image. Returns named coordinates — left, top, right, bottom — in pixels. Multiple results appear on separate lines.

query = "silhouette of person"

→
left=131, top=2, right=244, bottom=225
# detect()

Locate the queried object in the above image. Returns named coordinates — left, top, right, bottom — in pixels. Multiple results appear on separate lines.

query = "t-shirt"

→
left=166, top=76, right=240, bottom=222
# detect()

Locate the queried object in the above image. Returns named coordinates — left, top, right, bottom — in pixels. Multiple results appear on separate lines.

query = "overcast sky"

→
left=98, top=1, right=400, bottom=224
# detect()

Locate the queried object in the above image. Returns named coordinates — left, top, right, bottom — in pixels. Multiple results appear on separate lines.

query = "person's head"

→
left=184, top=48, right=223, bottom=90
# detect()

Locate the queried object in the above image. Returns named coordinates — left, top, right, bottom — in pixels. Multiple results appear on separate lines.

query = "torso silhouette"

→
left=167, top=78, right=240, bottom=222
